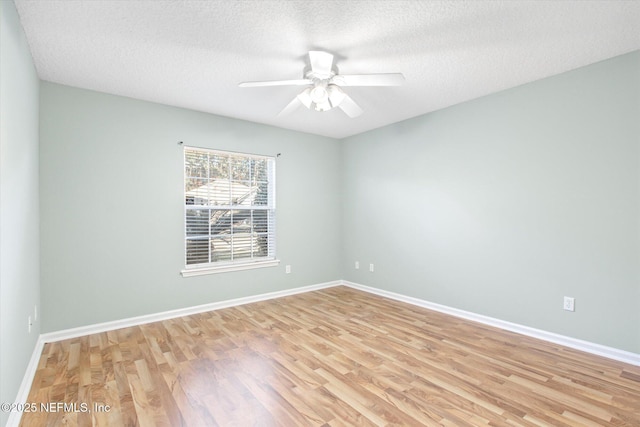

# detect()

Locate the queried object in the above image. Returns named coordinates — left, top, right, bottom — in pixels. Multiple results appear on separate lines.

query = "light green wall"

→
left=0, top=1, right=41, bottom=425
left=39, top=82, right=343, bottom=332
left=342, top=51, right=640, bottom=353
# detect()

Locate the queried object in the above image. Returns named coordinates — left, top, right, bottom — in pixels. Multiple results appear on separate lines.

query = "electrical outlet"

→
left=28, top=316, right=32, bottom=333
left=563, top=296, right=575, bottom=312
left=355, top=261, right=359, bottom=269
left=369, top=263, right=374, bottom=272
left=285, top=265, right=291, bottom=274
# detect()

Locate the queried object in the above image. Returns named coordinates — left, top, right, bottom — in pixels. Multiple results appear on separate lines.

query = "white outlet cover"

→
left=563, top=297, right=575, bottom=312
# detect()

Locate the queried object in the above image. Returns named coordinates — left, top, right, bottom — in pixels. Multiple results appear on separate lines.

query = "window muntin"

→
left=184, top=147, right=276, bottom=271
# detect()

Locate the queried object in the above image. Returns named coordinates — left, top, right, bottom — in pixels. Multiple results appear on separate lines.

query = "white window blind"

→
left=183, top=147, right=276, bottom=273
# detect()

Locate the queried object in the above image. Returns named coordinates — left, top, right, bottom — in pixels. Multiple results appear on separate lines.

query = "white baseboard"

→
left=342, top=280, right=640, bottom=367
left=41, top=280, right=341, bottom=343
left=7, top=280, right=339, bottom=427
left=10, top=278, right=639, bottom=427
left=6, top=335, right=46, bottom=427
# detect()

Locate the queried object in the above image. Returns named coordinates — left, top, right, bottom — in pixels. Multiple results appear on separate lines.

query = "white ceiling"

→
left=13, top=0, right=640, bottom=139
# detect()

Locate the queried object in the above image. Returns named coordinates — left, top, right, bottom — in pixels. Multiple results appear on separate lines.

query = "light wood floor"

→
left=20, top=286, right=640, bottom=426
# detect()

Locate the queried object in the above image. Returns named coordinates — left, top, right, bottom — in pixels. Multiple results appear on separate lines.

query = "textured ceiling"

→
left=13, top=0, right=640, bottom=139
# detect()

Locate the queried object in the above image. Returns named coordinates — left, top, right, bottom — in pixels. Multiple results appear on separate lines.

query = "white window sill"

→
left=181, top=259, right=280, bottom=277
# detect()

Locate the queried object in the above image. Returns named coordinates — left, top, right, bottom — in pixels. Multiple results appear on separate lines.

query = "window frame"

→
left=180, top=146, right=279, bottom=277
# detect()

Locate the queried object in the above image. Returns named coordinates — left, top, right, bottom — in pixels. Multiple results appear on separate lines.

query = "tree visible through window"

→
left=184, top=147, right=276, bottom=269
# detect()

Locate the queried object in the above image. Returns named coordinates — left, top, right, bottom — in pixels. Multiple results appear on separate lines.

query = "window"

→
left=181, top=147, right=277, bottom=276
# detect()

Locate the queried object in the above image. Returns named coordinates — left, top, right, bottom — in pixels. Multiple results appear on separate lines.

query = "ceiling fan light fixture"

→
left=310, top=85, right=328, bottom=104
left=310, top=84, right=346, bottom=112
left=313, top=100, right=332, bottom=112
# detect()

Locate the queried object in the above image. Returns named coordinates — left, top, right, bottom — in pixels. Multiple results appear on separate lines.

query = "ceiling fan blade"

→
left=278, top=96, right=302, bottom=116
left=333, top=73, right=405, bottom=86
left=309, top=51, right=334, bottom=77
left=239, top=79, right=311, bottom=88
left=338, top=94, right=363, bottom=118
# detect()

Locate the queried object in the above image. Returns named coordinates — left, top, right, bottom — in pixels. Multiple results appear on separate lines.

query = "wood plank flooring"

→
left=19, top=286, right=640, bottom=426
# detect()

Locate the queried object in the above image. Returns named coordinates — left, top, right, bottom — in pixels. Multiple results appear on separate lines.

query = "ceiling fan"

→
left=239, top=51, right=405, bottom=118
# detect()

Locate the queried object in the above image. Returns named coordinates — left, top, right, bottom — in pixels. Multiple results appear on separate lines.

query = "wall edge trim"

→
left=8, top=281, right=341, bottom=426
left=6, top=336, right=46, bottom=427
left=11, top=278, right=638, bottom=426
left=342, top=280, right=640, bottom=366
left=40, top=280, right=341, bottom=343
